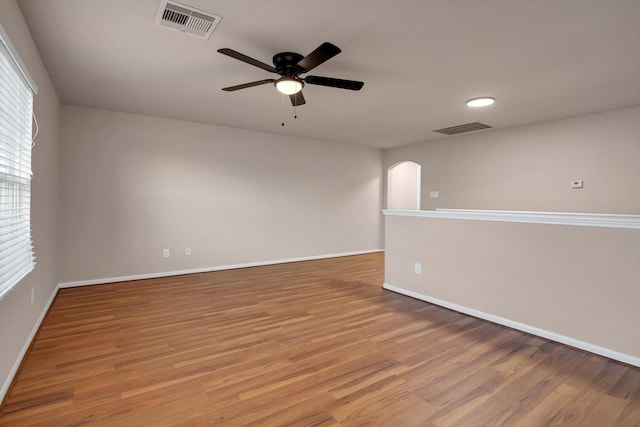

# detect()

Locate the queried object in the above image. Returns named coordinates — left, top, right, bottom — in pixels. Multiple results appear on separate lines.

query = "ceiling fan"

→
left=217, top=42, right=364, bottom=106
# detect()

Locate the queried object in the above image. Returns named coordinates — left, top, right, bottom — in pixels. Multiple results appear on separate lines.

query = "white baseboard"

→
left=1, top=284, right=59, bottom=403
left=383, top=282, right=640, bottom=368
left=58, top=249, right=384, bottom=288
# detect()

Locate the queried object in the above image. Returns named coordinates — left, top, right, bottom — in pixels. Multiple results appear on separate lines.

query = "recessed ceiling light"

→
left=466, top=97, right=495, bottom=108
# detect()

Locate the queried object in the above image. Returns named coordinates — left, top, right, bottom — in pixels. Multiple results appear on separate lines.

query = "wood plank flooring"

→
left=1, top=253, right=639, bottom=426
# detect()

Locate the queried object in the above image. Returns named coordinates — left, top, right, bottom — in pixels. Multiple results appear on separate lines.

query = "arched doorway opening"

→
left=387, top=161, right=421, bottom=210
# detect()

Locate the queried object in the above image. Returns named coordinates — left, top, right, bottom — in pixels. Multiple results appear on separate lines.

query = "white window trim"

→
left=0, top=23, right=37, bottom=300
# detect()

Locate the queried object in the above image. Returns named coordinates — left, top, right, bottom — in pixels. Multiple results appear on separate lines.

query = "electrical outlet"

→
left=185, top=248, right=192, bottom=255
left=571, top=180, right=583, bottom=189
left=163, top=248, right=170, bottom=258
left=430, top=191, right=439, bottom=199
left=31, top=288, right=35, bottom=305
left=414, top=263, right=422, bottom=275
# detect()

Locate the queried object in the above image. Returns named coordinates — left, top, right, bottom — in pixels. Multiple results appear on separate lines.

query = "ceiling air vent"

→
left=155, top=0, right=222, bottom=40
left=433, top=122, right=492, bottom=135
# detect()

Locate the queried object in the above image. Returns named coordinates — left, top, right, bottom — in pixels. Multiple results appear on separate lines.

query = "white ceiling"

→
left=18, top=0, right=640, bottom=149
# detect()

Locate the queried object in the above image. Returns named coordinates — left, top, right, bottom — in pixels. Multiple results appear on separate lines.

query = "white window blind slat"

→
left=0, top=242, right=32, bottom=270
left=0, top=26, right=35, bottom=299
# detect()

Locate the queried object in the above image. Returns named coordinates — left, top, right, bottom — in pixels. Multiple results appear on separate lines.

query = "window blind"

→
left=0, top=28, right=35, bottom=299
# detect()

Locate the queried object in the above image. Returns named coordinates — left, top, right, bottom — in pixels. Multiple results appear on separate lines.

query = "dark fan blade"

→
left=218, top=48, right=277, bottom=73
left=304, top=76, right=364, bottom=91
left=289, top=92, right=306, bottom=106
left=221, top=79, right=275, bottom=91
left=297, top=42, right=341, bottom=72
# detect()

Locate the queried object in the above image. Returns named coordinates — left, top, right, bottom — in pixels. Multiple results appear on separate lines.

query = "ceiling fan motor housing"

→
left=273, top=52, right=305, bottom=76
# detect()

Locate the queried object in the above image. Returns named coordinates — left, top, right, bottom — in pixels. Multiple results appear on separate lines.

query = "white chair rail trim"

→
left=382, top=209, right=640, bottom=230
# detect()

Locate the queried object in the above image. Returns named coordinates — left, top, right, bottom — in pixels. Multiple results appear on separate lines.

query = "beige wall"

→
left=384, top=214, right=640, bottom=361
left=383, top=106, right=640, bottom=363
left=58, top=105, right=383, bottom=283
left=384, top=106, right=640, bottom=214
left=0, top=0, right=60, bottom=398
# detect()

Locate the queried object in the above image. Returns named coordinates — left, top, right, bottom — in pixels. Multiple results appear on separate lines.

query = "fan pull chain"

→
left=281, top=93, right=286, bottom=126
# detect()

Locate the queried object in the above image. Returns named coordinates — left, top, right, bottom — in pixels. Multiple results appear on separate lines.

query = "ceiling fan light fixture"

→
left=466, top=97, right=495, bottom=108
left=275, top=77, right=304, bottom=95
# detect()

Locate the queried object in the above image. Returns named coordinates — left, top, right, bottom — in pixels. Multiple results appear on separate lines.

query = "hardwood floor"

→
left=1, top=253, right=639, bottom=426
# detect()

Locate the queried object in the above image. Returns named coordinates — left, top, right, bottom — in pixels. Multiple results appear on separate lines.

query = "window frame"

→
left=0, top=23, right=38, bottom=300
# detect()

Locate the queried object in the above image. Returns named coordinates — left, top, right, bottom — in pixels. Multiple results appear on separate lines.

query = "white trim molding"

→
left=1, top=284, right=58, bottom=403
left=382, top=208, right=640, bottom=229
left=383, top=283, right=640, bottom=368
left=58, top=249, right=384, bottom=288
